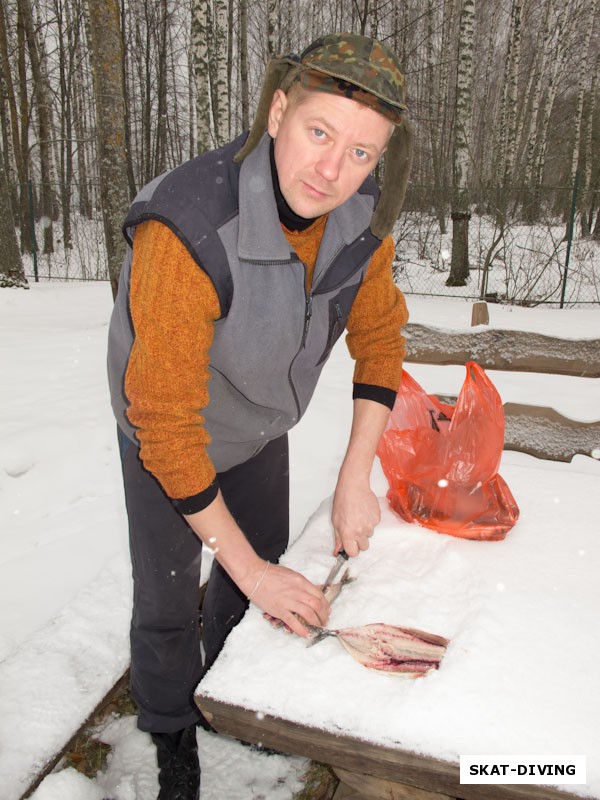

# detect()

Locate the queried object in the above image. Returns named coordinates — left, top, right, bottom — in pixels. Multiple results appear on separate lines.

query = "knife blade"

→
left=321, top=548, right=349, bottom=592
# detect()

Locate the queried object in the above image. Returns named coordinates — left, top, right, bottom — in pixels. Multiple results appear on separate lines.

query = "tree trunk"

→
left=0, top=150, right=26, bottom=288
left=522, top=0, right=552, bottom=221
left=73, top=10, right=93, bottom=219
left=369, top=0, right=378, bottom=38
left=0, top=0, right=29, bottom=247
left=17, top=0, right=55, bottom=254
left=86, top=0, right=130, bottom=299
left=54, top=0, right=75, bottom=250
left=531, top=2, right=574, bottom=216
left=447, top=0, right=475, bottom=287
left=16, top=3, right=32, bottom=253
left=119, top=0, right=137, bottom=198
left=239, top=0, right=249, bottom=131
left=427, top=0, right=446, bottom=233
left=566, top=0, right=596, bottom=239
left=214, top=0, right=228, bottom=147
left=580, top=52, right=599, bottom=237
left=192, top=0, right=212, bottom=155
left=154, top=0, right=168, bottom=176
left=267, top=0, right=277, bottom=56
left=227, top=0, right=233, bottom=139
left=501, top=0, right=523, bottom=193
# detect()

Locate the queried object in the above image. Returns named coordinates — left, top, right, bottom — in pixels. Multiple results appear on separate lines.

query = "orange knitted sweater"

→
left=125, top=217, right=407, bottom=501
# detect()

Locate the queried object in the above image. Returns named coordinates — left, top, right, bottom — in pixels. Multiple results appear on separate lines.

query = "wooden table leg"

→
left=333, top=766, right=456, bottom=800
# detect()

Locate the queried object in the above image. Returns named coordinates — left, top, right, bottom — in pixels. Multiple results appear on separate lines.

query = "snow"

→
left=1, top=282, right=599, bottom=799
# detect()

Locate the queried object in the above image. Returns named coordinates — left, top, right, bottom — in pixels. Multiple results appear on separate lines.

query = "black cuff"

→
left=172, top=478, right=219, bottom=515
left=352, top=382, right=397, bottom=411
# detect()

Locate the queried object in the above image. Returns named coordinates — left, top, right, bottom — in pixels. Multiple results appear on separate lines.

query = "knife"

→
left=321, top=548, right=349, bottom=592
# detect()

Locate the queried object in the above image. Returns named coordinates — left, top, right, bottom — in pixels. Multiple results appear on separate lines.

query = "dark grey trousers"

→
left=120, top=432, right=289, bottom=733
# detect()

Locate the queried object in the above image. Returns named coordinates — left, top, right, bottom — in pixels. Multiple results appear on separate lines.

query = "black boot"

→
left=151, top=725, right=200, bottom=800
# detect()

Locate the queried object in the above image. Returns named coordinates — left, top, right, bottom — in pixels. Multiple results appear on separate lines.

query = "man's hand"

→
left=332, top=476, right=381, bottom=556
left=185, top=493, right=330, bottom=638
left=244, top=561, right=330, bottom=637
left=331, top=397, right=391, bottom=557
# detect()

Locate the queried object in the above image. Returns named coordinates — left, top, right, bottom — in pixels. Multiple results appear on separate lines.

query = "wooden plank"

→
left=471, top=302, right=490, bottom=327
left=196, top=695, right=588, bottom=800
left=20, top=669, right=131, bottom=800
left=403, top=323, right=600, bottom=377
left=504, top=403, right=600, bottom=461
left=333, top=766, right=454, bottom=799
left=434, top=398, right=600, bottom=462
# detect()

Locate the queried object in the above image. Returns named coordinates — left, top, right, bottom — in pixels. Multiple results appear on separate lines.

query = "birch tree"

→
left=580, top=52, right=599, bottom=237
left=447, top=0, right=475, bottom=287
left=192, top=0, right=212, bottom=154
left=500, top=0, right=523, bottom=194
left=426, top=0, right=454, bottom=233
left=86, top=0, right=130, bottom=298
left=239, top=0, right=249, bottom=131
left=529, top=3, right=574, bottom=218
left=214, top=0, right=229, bottom=146
left=521, top=0, right=553, bottom=217
left=267, top=0, right=277, bottom=56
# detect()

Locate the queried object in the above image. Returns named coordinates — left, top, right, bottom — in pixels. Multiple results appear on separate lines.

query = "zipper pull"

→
left=302, top=296, right=313, bottom=348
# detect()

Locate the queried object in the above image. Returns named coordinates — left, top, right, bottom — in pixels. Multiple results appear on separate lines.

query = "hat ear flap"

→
left=234, top=60, right=297, bottom=163
left=370, top=118, right=414, bottom=240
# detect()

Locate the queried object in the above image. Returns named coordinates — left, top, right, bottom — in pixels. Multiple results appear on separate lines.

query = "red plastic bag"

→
left=377, top=362, right=519, bottom=540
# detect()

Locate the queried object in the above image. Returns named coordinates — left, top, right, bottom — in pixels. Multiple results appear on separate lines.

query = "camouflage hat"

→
left=285, top=34, right=408, bottom=123
left=234, top=32, right=413, bottom=240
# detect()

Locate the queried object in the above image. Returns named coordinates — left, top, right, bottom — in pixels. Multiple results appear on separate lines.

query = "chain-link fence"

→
left=21, top=179, right=600, bottom=307
left=394, top=181, right=600, bottom=308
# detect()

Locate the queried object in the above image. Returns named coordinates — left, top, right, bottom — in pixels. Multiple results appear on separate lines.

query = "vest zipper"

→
left=289, top=265, right=311, bottom=420
left=301, top=295, right=313, bottom=348
left=329, top=302, right=343, bottom=347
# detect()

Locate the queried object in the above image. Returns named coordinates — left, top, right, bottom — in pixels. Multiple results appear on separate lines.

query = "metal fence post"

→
left=560, top=171, right=579, bottom=309
left=27, top=180, right=39, bottom=282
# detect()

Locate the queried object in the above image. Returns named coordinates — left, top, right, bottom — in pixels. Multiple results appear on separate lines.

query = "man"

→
left=108, top=32, right=412, bottom=800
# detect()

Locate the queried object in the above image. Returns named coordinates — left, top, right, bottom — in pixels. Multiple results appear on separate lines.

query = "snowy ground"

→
left=1, top=282, right=599, bottom=799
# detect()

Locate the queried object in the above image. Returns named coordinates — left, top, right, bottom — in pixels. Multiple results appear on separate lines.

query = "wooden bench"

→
left=196, top=304, right=599, bottom=800
left=402, top=312, right=600, bottom=463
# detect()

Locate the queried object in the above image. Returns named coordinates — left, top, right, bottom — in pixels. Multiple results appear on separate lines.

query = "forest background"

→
left=0, top=0, right=599, bottom=306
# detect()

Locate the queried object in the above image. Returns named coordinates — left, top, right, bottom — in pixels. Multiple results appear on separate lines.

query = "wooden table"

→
left=197, top=693, right=585, bottom=800
left=196, top=413, right=598, bottom=800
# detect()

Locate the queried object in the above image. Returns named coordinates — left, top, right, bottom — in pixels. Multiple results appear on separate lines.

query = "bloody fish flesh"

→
left=263, top=565, right=450, bottom=677
left=308, top=622, right=449, bottom=677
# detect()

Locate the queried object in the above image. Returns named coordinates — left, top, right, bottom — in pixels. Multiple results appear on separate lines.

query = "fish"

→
left=263, top=568, right=354, bottom=630
left=307, top=622, right=449, bottom=677
left=262, top=566, right=450, bottom=677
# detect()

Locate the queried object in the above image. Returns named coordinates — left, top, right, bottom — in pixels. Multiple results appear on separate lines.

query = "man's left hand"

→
left=331, top=476, right=381, bottom=557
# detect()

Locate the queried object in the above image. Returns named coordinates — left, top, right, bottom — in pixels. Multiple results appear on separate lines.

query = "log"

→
left=195, top=695, right=585, bottom=800
left=403, top=323, right=600, bottom=377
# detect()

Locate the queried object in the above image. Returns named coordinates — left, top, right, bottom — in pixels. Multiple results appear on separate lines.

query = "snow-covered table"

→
left=196, top=453, right=599, bottom=800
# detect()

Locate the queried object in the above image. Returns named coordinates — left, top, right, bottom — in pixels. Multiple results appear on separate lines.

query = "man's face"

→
left=267, top=87, right=393, bottom=219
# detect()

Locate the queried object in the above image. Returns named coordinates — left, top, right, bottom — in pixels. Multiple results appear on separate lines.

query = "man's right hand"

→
left=246, top=560, right=330, bottom=637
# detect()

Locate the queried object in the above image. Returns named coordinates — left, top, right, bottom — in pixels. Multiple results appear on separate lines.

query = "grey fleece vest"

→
left=107, top=132, right=383, bottom=474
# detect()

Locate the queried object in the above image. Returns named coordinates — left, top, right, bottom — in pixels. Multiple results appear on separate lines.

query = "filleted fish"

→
left=265, top=561, right=450, bottom=676
left=307, top=621, right=449, bottom=677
